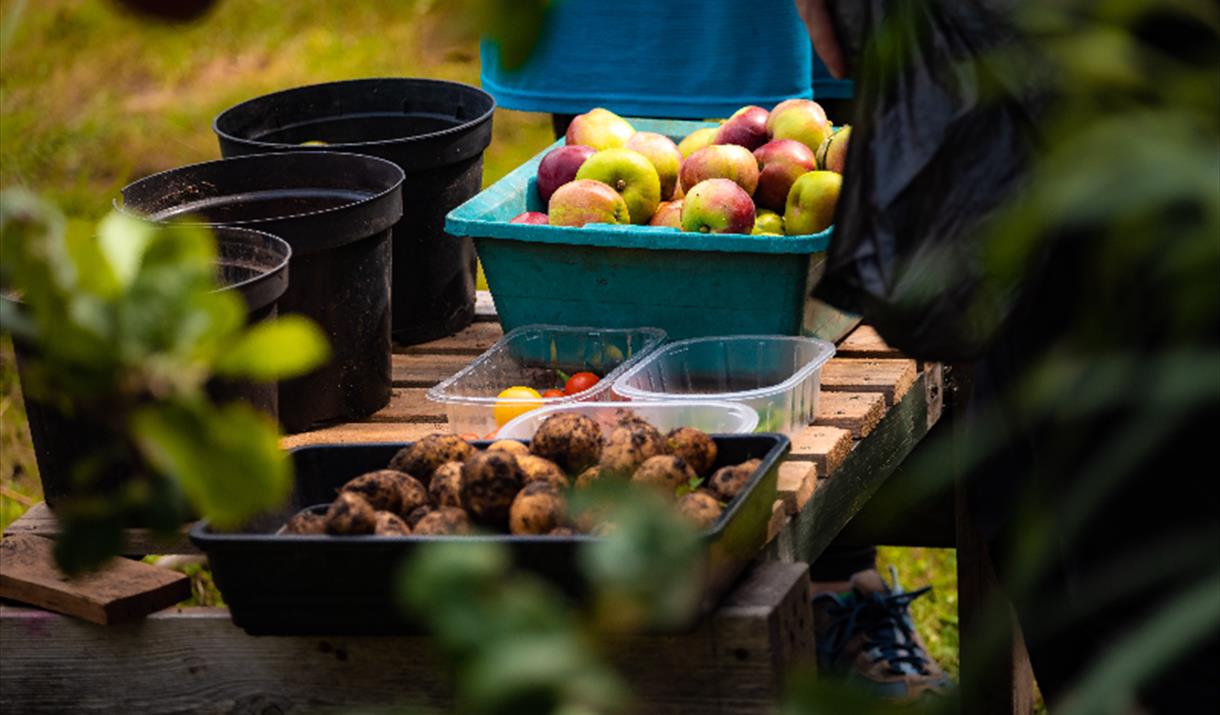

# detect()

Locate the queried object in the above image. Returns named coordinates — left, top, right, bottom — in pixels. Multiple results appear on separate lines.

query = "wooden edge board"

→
left=787, top=425, right=853, bottom=477
left=813, top=391, right=886, bottom=438
left=821, top=358, right=918, bottom=406
left=776, top=461, right=816, bottom=515
left=766, top=500, right=789, bottom=544
left=835, top=325, right=902, bottom=358
left=2, top=504, right=199, bottom=557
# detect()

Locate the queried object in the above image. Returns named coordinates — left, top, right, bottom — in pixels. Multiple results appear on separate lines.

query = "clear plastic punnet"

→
left=425, top=324, right=665, bottom=438
left=611, top=335, right=836, bottom=436
left=497, top=400, right=760, bottom=440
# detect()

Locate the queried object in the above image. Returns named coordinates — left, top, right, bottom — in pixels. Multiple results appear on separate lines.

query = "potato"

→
left=404, top=505, right=434, bottom=529
left=676, top=490, right=723, bottom=530
left=325, top=492, right=377, bottom=535
left=574, top=465, right=603, bottom=490
left=548, top=526, right=578, bottom=537
left=516, top=454, right=570, bottom=489
left=413, top=507, right=472, bottom=535
left=374, top=511, right=411, bottom=536
left=388, top=434, right=475, bottom=485
left=509, top=482, right=566, bottom=535
left=665, top=427, right=718, bottom=476
left=428, top=461, right=464, bottom=509
left=395, top=472, right=431, bottom=517
left=460, top=450, right=525, bottom=526
left=530, top=413, right=603, bottom=474
left=339, top=470, right=406, bottom=513
left=708, top=458, right=761, bottom=502
left=281, top=508, right=326, bottom=535
left=631, top=454, right=696, bottom=494
left=599, top=419, right=666, bottom=479
left=488, top=440, right=530, bottom=456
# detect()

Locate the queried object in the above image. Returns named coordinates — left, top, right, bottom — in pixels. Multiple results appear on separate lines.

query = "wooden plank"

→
left=280, top=422, right=450, bottom=450
left=399, top=322, right=503, bottom=356
left=814, top=391, right=886, bottom=438
left=821, top=358, right=918, bottom=405
left=766, top=500, right=788, bottom=544
left=787, top=373, right=932, bottom=564
left=835, top=325, right=902, bottom=358
left=0, top=562, right=811, bottom=715
left=391, top=354, right=472, bottom=387
left=368, top=388, right=447, bottom=423
left=924, top=363, right=945, bottom=430
left=776, top=461, right=816, bottom=515
left=0, top=534, right=189, bottom=625
left=787, top=425, right=853, bottom=477
left=2, top=504, right=199, bottom=557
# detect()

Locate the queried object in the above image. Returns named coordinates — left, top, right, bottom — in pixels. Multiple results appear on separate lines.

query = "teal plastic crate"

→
left=446, top=118, right=840, bottom=340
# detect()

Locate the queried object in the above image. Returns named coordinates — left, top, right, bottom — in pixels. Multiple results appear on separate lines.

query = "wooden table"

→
left=0, top=299, right=1031, bottom=713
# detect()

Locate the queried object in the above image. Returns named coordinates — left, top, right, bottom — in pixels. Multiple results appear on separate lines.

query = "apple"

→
left=753, top=209, right=784, bottom=235
left=548, top=179, right=631, bottom=227
left=537, top=144, right=596, bottom=204
left=625, top=132, right=683, bottom=201
left=677, top=127, right=718, bottom=158
left=680, top=144, right=760, bottom=197
left=766, top=99, right=833, bottom=153
left=510, top=211, right=548, bottom=225
left=783, top=170, right=841, bottom=235
left=565, top=108, right=635, bottom=151
left=649, top=200, right=683, bottom=228
left=714, top=105, right=769, bottom=151
left=817, top=126, right=851, bottom=173
left=671, top=180, right=685, bottom=200
left=575, top=147, right=661, bottom=224
left=681, top=179, right=755, bottom=234
left=753, top=139, right=817, bottom=212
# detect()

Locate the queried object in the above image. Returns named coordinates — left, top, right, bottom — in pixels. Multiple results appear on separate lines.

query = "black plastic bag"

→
left=814, top=0, right=1048, bottom=362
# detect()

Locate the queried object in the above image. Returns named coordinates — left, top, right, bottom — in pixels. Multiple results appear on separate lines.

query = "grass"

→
left=0, top=0, right=962, bottom=687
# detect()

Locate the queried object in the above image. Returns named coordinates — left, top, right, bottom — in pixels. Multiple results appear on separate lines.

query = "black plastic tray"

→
left=190, top=434, right=789, bottom=635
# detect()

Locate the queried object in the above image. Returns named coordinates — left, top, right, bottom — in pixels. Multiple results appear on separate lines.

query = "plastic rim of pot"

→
left=6, top=225, right=293, bottom=509
left=117, top=150, right=405, bottom=433
left=213, top=77, right=496, bottom=345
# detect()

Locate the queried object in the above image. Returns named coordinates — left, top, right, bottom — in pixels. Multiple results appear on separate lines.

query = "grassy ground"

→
left=0, top=0, right=961, bottom=684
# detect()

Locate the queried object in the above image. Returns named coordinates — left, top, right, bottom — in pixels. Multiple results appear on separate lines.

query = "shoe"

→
left=811, top=566, right=955, bottom=703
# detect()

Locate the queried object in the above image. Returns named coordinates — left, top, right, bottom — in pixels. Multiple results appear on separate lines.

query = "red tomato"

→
left=564, top=371, right=600, bottom=395
left=541, top=388, right=566, bottom=398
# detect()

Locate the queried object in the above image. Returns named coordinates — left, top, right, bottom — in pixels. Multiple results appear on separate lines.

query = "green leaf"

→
left=96, top=212, right=156, bottom=291
left=130, top=399, right=291, bottom=529
left=213, top=315, right=330, bottom=381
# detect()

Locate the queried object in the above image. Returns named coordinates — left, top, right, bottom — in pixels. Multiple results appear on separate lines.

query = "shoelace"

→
left=814, top=566, right=936, bottom=677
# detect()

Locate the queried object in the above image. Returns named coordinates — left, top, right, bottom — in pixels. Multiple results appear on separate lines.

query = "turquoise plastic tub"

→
left=446, top=118, right=834, bottom=340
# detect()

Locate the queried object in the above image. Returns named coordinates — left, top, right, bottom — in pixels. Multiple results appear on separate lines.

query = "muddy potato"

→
left=388, top=434, right=475, bottom=485
left=413, top=507, right=472, bottom=535
left=599, top=419, right=666, bottom=478
left=374, top=511, right=411, bottom=536
left=325, top=492, right=377, bottom=535
left=516, top=454, right=570, bottom=489
left=428, top=461, right=464, bottom=508
left=530, top=413, right=603, bottom=474
left=509, top=482, right=567, bottom=535
left=665, top=427, right=718, bottom=476
left=574, top=465, right=603, bottom=490
left=396, top=472, right=431, bottom=517
left=281, top=508, right=326, bottom=535
left=708, top=458, right=761, bottom=502
left=461, top=450, right=525, bottom=526
left=404, top=505, right=434, bottom=529
left=548, top=526, right=578, bottom=537
left=339, top=470, right=406, bottom=513
left=488, top=440, right=530, bottom=456
left=631, top=455, right=697, bottom=494
left=676, top=490, right=723, bottom=530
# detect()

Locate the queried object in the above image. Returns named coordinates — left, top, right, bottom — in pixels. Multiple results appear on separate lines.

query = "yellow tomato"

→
left=493, top=386, right=542, bottom=426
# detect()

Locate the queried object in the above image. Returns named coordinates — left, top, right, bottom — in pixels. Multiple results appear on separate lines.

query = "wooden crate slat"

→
left=813, top=391, right=887, bottom=438
left=776, top=461, right=816, bottom=515
left=391, top=354, right=471, bottom=387
left=821, top=358, right=917, bottom=405
left=0, top=535, right=189, bottom=625
left=786, top=425, right=853, bottom=477
left=398, top=322, right=503, bottom=356
left=835, top=325, right=902, bottom=358
left=2, top=504, right=199, bottom=557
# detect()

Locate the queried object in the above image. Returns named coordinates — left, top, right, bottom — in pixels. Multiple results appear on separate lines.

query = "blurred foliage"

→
left=0, top=194, right=327, bottom=572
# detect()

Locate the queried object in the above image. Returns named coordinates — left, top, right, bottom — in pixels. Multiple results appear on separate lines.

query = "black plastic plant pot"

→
left=119, top=151, right=405, bottom=434
left=8, top=226, right=292, bottom=509
left=213, top=78, right=495, bottom=345
left=189, top=433, right=789, bottom=636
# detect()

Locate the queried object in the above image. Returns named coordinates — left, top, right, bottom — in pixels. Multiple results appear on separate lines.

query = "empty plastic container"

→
left=426, top=324, right=665, bottom=438
left=497, top=400, right=760, bottom=440
left=612, top=336, right=836, bottom=435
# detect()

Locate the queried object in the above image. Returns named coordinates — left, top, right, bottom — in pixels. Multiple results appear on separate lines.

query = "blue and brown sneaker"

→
left=811, top=566, right=955, bottom=703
